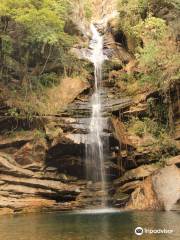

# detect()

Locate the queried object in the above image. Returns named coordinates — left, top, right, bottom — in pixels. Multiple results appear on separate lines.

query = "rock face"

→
left=0, top=152, right=81, bottom=214
left=117, top=156, right=180, bottom=211
left=114, top=164, right=161, bottom=185
left=127, top=177, right=160, bottom=210
left=0, top=70, right=133, bottom=215
left=47, top=77, right=90, bottom=111
left=152, top=164, right=180, bottom=211
left=1, top=54, right=180, bottom=215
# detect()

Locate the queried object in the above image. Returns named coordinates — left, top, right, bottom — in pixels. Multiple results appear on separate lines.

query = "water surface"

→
left=0, top=210, right=179, bottom=240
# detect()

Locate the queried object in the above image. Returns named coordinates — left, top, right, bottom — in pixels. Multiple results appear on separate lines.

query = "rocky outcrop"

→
left=127, top=177, right=160, bottom=210
left=0, top=152, right=82, bottom=214
left=114, top=164, right=161, bottom=185
left=47, top=77, right=90, bottom=111
left=112, top=164, right=161, bottom=208
left=0, top=75, right=133, bottom=215
left=114, top=155, right=180, bottom=211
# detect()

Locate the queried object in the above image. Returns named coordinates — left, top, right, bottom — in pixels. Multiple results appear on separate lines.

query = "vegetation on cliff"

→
left=114, top=0, right=180, bottom=157
left=0, top=0, right=90, bottom=116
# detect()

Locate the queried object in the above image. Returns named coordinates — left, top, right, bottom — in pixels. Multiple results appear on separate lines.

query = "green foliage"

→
left=134, top=17, right=167, bottom=81
left=131, top=14, right=178, bottom=89
left=147, top=97, right=169, bottom=125
left=169, top=0, right=180, bottom=9
left=1, top=34, right=13, bottom=55
left=117, top=0, right=150, bottom=52
left=33, top=129, right=46, bottom=140
left=30, top=73, right=59, bottom=89
left=118, top=0, right=148, bottom=18
left=84, top=0, right=93, bottom=20
left=0, top=0, right=83, bottom=97
left=128, top=116, right=178, bottom=158
left=5, top=107, right=20, bottom=118
left=128, top=116, right=169, bottom=138
left=5, top=104, right=34, bottom=121
left=128, top=117, right=145, bottom=137
left=128, top=116, right=178, bottom=157
left=136, top=41, right=159, bottom=68
left=134, top=16, right=167, bottom=41
left=0, top=0, right=85, bottom=117
left=156, top=131, right=178, bottom=156
left=0, top=0, right=71, bottom=45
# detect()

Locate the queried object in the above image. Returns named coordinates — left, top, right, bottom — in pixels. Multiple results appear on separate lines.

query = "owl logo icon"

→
left=135, top=227, right=144, bottom=236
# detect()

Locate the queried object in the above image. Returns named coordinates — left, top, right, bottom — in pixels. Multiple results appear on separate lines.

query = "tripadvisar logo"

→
left=135, top=227, right=144, bottom=236
left=135, top=227, right=174, bottom=236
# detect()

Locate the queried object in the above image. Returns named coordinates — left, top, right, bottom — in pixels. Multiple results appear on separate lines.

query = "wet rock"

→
left=111, top=117, right=135, bottom=150
left=0, top=174, right=79, bottom=195
left=0, top=131, right=33, bottom=146
left=113, top=192, right=130, bottom=207
left=105, top=19, right=132, bottom=61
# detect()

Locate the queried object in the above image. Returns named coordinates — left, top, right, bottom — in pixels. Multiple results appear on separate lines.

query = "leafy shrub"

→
left=128, top=117, right=168, bottom=138
left=134, top=16, right=167, bottom=41
left=1, top=34, right=13, bottom=56
left=30, top=73, right=59, bottom=89
left=136, top=41, right=159, bottom=70
left=128, top=117, right=146, bottom=137
left=84, top=0, right=93, bottom=20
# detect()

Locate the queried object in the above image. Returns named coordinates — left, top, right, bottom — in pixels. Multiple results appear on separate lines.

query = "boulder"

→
left=126, top=162, right=180, bottom=211
left=152, top=165, right=180, bottom=211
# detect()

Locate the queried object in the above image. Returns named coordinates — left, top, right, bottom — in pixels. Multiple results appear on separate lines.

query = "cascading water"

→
left=85, top=24, right=107, bottom=206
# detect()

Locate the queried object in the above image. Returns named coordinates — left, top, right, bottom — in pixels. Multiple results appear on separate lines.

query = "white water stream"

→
left=85, top=24, right=107, bottom=206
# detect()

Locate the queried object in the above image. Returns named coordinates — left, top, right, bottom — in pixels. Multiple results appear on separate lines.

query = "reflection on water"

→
left=0, top=210, right=179, bottom=240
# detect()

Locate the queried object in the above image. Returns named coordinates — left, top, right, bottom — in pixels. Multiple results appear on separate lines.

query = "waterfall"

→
left=85, top=24, right=107, bottom=206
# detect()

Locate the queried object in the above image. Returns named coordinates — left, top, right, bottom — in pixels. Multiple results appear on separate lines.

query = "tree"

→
left=0, top=0, right=74, bottom=85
